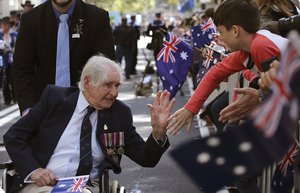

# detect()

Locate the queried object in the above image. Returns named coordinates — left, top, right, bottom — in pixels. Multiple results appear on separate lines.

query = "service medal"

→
left=117, top=147, right=124, bottom=155
left=107, top=148, right=115, bottom=156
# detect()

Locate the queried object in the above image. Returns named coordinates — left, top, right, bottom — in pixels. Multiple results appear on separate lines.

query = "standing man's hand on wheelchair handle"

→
left=30, top=168, right=56, bottom=187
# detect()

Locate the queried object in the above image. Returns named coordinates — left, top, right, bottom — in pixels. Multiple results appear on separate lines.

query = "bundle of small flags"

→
left=195, top=45, right=227, bottom=85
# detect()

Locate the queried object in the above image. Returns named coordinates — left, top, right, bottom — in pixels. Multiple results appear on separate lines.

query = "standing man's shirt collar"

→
left=52, top=0, right=76, bottom=20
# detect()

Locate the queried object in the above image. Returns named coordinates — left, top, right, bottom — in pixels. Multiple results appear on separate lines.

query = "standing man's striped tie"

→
left=56, top=14, right=71, bottom=87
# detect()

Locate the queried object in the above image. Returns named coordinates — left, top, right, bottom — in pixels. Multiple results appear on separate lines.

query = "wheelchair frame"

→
left=0, top=162, right=125, bottom=193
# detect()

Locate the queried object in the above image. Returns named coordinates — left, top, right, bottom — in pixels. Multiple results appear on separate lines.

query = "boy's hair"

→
left=214, top=0, right=260, bottom=33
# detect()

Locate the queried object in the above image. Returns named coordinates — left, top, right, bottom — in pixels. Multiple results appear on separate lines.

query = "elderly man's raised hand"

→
left=147, top=90, right=176, bottom=140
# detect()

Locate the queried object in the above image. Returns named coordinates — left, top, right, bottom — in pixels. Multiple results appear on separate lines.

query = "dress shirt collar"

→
left=77, top=91, right=91, bottom=113
left=52, top=0, right=76, bottom=20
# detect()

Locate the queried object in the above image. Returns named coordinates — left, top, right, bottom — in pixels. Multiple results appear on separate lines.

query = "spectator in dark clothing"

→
left=130, top=15, right=140, bottom=75
left=113, top=17, right=135, bottom=80
left=146, top=13, right=167, bottom=58
left=0, top=17, right=17, bottom=105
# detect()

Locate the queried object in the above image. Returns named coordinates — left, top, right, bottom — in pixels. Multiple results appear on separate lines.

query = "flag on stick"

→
left=156, top=32, right=193, bottom=99
left=51, top=175, right=89, bottom=193
left=191, top=18, right=217, bottom=49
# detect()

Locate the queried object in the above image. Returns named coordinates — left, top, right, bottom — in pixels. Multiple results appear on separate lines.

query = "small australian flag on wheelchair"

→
left=51, top=175, right=89, bottom=193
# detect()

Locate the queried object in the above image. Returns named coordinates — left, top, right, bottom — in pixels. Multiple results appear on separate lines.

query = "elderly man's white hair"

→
left=78, top=54, right=124, bottom=91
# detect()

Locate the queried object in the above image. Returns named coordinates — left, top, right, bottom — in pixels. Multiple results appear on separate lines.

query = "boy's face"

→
left=217, top=25, right=240, bottom=52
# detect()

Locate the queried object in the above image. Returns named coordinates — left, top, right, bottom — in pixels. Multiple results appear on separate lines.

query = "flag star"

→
left=180, top=51, right=188, bottom=60
left=59, top=184, right=66, bottom=188
left=197, top=33, right=200, bottom=37
left=170, top=86, right=173, bottom=90
left=215, top=157, right=226, bottom=165
left=162, top=76, right=165, bottom=81
left=214, top=58, right=218, bottom=64
left=206, top=137, right=221, bottom=147
left=239, top=141, right=252, bottom=152
left=169, top=69, right=174, bottom=74
left=208, top=34, right=212, bottom=39
left=233, top=165, right=247, bottom=176
left=197, top=152, right=211, bottom=163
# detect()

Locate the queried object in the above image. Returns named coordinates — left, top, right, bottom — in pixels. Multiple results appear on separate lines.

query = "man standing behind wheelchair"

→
left=3, top=55, right=175, bottom=193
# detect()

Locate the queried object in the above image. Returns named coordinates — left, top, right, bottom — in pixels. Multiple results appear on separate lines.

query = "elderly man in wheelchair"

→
left=1, top=55, right=175, bottom=193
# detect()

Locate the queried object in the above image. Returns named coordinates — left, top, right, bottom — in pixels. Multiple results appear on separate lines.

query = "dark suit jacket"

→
left=4, top=85, right=169, bottom=193
left=13, top=0, right=116, bottom=112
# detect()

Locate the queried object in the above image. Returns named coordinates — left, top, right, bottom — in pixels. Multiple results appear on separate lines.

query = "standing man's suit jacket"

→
left=13, top=0, right=116, bottom=112
left=4, top=85, right=169, bottom=193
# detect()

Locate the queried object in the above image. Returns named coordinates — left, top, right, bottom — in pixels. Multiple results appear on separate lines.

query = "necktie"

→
left=55, top=14, right=71, bottom=87
left=76, top=106, right=96, bottom=176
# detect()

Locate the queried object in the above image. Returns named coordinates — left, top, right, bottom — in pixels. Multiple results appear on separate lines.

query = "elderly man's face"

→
left=84, top=68, right=121, bottom=110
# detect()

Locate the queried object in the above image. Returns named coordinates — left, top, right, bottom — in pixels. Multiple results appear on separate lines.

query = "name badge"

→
left=72, top=33, right=80, bottom=38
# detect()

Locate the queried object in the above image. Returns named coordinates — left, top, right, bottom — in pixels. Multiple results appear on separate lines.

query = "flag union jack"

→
left=203, top=47, right=214, bottom=68
left=157, top=33, right=181, bottom=63
left=200, top=18, right=216, bottom=34
left=67, top=177, right=88, bottom=192
left=252, top=42, right=300, bottom=137
left=278, top=141, right=299, bottom=177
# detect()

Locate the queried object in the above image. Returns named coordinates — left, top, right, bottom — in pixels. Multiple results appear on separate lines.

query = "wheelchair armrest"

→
left=0, top=161, right=14, bottom=170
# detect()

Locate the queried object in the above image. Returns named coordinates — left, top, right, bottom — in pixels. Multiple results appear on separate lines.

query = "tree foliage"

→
left=86, top=0, right=156, bottom=14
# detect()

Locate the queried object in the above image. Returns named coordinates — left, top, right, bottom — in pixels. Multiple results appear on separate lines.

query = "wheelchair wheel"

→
left=119, top=186, right=126, bottom=193
left=110, top=180, right=126, bottom=193
left=110, top=180, right=118, bottom=193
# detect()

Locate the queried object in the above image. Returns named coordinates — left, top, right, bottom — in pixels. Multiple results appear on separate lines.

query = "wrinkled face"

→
left=217, top=25, right=240, bottom=52
left=84, top=68, right=121, bottom=110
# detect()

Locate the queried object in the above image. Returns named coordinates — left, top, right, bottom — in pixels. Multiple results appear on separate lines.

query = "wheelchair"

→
left=0, top=161, right=126, bottom=193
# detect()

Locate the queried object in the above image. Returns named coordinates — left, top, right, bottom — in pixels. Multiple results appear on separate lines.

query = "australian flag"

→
left=170, top=31, right=300, bottom=193
left=271, top=140, right=300, bottom=193
left=51, top=175, right=89, bottom=193
left=156, top=32, right=193, bottom=99
left=179, top=0, right=195, bottom=13
left=195, top=46, right=225, bottom=86
left=181, top=33, right=191, bottom=44
left=191, top=18, right=217, bottom=49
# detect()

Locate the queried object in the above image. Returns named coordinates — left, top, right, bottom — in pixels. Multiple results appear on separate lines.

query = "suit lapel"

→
left=41, top=1, right=58, bottom=71
left=70, top=0, right=86, bottom=52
